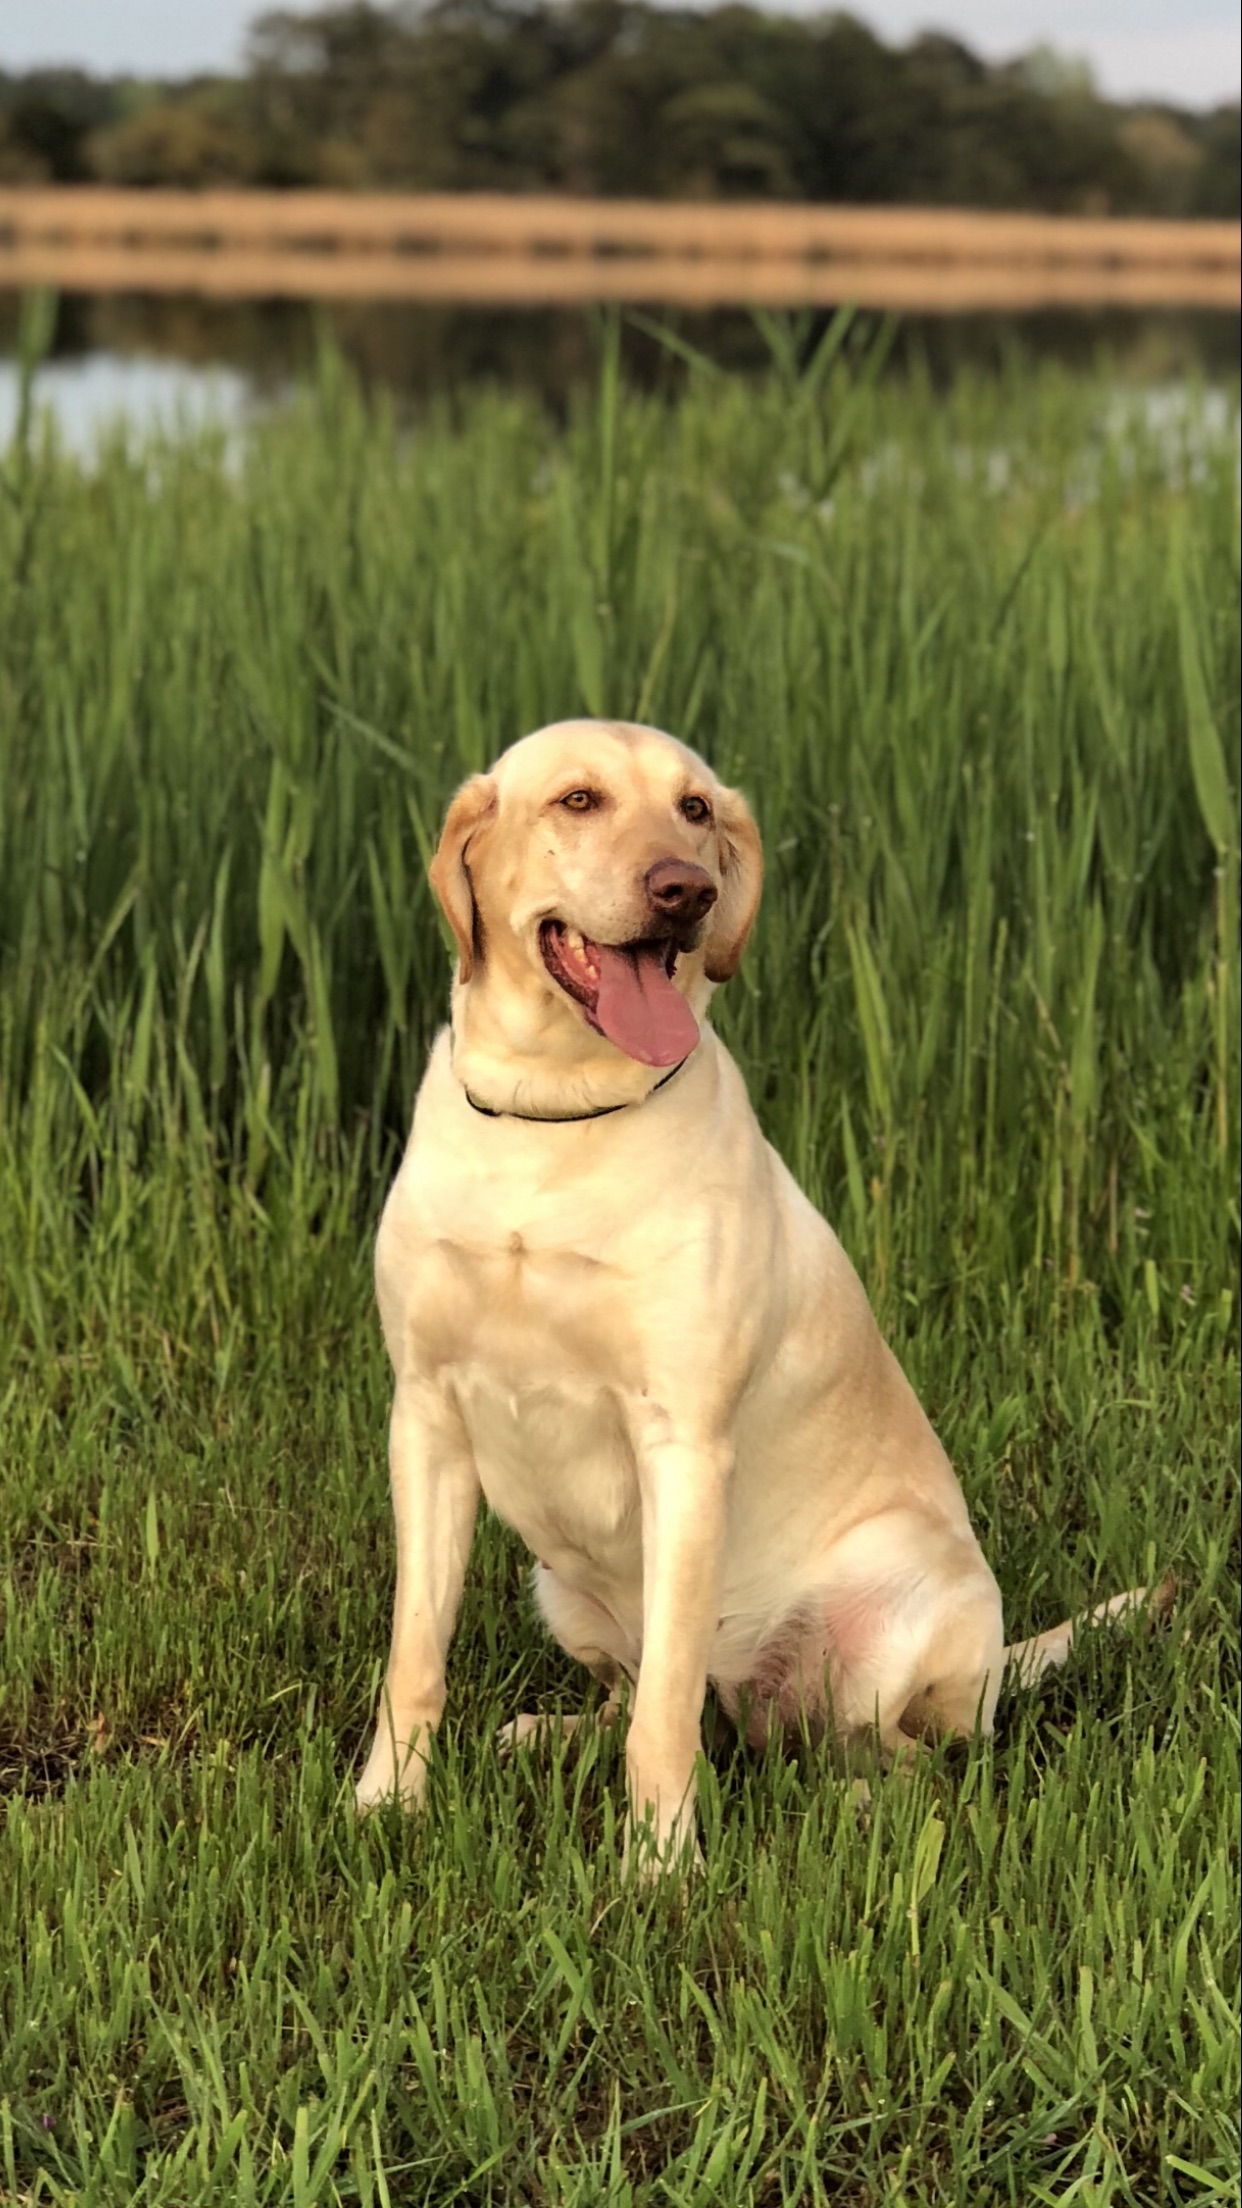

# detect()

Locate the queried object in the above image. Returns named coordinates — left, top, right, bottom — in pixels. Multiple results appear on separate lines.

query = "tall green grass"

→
left=0, top=326, right=1238, bottom=2203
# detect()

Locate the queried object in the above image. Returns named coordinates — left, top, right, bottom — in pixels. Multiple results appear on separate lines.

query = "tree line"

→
left=1, top=1, right=1237, bottom=218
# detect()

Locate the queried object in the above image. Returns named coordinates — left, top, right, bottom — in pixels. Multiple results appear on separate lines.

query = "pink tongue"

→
left=591, top=944, right=699, bottom=1067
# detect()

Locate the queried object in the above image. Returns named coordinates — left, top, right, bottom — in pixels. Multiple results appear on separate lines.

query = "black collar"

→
left=463, top=1055, right=690, bottom=1123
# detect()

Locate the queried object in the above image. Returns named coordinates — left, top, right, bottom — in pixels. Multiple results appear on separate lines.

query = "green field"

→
left=1, top=318, right=1238, bottom=2205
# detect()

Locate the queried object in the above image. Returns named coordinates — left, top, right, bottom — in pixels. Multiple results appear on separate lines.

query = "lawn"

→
left=0, top=318, right=1238, bottom=2205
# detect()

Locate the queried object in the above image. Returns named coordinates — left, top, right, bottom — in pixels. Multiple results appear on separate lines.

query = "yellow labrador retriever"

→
left=356, top=719, right=1155, bottom=1860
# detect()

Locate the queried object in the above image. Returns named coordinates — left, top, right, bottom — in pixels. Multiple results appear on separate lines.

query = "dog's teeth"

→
left=565, top=929, right=586, bottom=957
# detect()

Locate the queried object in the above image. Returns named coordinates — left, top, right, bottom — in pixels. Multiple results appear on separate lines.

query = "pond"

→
left=0, top=350, right=256, bottom=457
left=0, top=292, right=1237, bottom=456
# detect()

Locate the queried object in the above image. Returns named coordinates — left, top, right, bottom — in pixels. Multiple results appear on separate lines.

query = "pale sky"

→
left=0, top=0, right=1236, bottom=109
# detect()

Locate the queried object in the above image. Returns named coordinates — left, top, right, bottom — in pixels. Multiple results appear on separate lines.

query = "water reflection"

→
left=0, top=349, right=255, bottom=456
left=0, top=290, right=1237, bottom=455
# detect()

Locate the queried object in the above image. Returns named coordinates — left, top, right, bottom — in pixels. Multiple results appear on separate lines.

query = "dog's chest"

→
left=453, top=1361, right=640, bottom=1578
left=403, top=1216, right=642, bottom=1377
left=405, top=1226, right=644, bottom=1575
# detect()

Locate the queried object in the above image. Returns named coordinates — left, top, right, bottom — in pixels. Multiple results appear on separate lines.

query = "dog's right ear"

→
left=428, top=774, right=497, bottom=983
left=705, top=783, right=764, bottom=983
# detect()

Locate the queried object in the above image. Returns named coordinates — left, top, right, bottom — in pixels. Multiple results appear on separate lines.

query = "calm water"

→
left=0, top=292, right=1237, bottom=457
left=0, top=351, right=257, bottom=457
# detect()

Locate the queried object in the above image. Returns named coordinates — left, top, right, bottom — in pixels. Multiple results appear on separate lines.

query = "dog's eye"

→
left=680, top=794, right=713, bottom=825
left=559, top=789, right=599, bottom=813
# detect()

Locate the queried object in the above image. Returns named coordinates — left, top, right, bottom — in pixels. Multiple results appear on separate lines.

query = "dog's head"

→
left=430, top=720, right=762, bottom=1111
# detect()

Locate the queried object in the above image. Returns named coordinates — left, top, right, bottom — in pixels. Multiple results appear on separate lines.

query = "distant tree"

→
left=1119, top=111, right=1208, bottom=219
left=6, top=4, right=1231, bottom=218
left=0, top=68, right=118, bottom=182
left=1187, top=104, right=1241, bottom=217
left=88, top=87, right=267, bottom=188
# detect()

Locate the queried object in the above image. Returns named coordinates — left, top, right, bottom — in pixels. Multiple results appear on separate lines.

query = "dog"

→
left=355, top=719, right=1157, bottom=1863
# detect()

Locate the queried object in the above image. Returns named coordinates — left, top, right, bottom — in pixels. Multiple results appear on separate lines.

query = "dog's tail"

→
left=1004, top=1575, right=1176, bottom=1690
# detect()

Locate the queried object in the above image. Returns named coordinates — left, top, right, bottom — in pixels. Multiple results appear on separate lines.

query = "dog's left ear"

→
left=705, top=784, right=764, bottom=983
left=428, top=773, right=497, bottom=982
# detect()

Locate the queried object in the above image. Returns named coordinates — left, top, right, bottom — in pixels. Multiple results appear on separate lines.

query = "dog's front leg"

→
left=625, top=1423, right=732, bottom=1874
left=355, top=1373, right=479, bottom=1814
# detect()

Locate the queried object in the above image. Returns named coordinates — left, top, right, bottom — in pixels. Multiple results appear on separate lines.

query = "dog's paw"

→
left=354, top=1737, right=429, bottom=1816
left=621, top=1811, right=703, bottom=1886
left=495, top=1711, right=587, bottom=1758
left=496, top=1692, right=623, bottom=1759
left=847, top=1774, right=874, bottom=1826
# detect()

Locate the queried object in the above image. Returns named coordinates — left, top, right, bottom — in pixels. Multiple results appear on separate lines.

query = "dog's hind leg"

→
left=496, top=1564, right=636, bottom=1756
left=496, top=1698, right=624, bottom=1754
left=1003, top=1577, right=1175, bottom=1690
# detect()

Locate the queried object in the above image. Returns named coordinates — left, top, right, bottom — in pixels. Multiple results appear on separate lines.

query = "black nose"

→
left=644, top=859, right=718, bottom=922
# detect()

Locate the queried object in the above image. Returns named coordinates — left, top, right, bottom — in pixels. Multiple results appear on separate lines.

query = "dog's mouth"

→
left=539, top=921, right=700, bottom=1068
